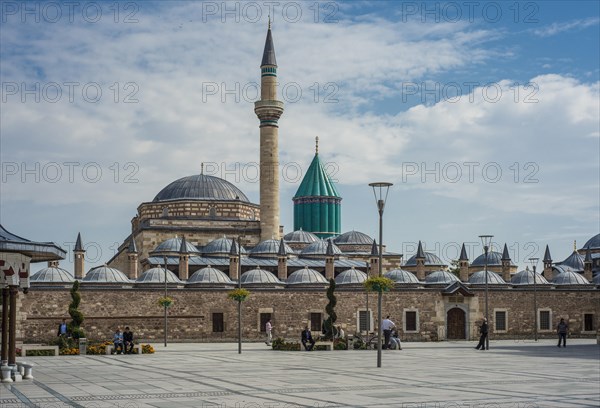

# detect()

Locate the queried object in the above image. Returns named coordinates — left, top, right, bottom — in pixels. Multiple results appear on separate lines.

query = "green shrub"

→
left=271, top=337, right=301, bottom=351
left=26, top=349, right=55, bottom=357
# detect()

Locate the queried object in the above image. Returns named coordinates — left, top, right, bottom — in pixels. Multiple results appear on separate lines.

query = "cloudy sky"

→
left=1, top=1, right=598, bottom=274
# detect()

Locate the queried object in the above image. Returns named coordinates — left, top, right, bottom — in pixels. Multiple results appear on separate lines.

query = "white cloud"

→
left=532, top=17, right=600, bottom=37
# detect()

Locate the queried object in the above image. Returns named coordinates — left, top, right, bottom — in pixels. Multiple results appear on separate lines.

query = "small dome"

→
left=404, top=251, right=445, bottom=267
left=203, top=237, right=246, bottom=257
left=187, top=266, right=233, bottom=284
left=334, top=231, right=373, bottom=246
left=152, top=237, right=200, bottom=255
left=136, top=267, right=182, bottom=283
left=425, top=270, right=460, bottom=285
left=154, top=174, right=249, bottom=202
left=470, top=251, right=515, bottom=267
left=335, top=267, right=368, bottom=285
left=240, top=267, right=282, bottom=284
left=300, top=240, right=342, bottom=258
left=284, top=229, right=319, bottom=244
left=468, top=270, right=506, bottom=285
left=552, top=271, right=589, bottom=285
left=384, top=269, right=420, bottom=284
left=592, top=273, right=600, bottom=285
left=83, top=266, right=130, bottom=283
left=286, top=267, right=328, bottom=285
left=30, top=266, right=74, bottom=283
left=249, top=239, right=293, bottom=258
left=558, top=251, right=585, bottom=271
left=511, top=268, right=550, bottom=285
left=583, top=233, right=600, bottom=250
left=553, top=264, right=578, bottom=275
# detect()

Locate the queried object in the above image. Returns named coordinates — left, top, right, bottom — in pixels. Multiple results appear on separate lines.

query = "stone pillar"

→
left=325, top=257, right=335, bottom=280
left=501, top=260, right=511, bottom=282
left=229, top=256, right=239, bottom=281
left=178, top=254, right=189, bottom=281
left=8, top=286, right=17, bottom=367
left=459, top=260, right=469, bottom=282
left=1, top=287, right=8, bottom=365
left=74, top=250, right=85, bottom=280
left=277, top=256, right=287, bottom=280
left=127, top=253, right=139, bottom=280
left=368, top=257, right=378, bottom=277
left=416, top=259, right=425, bottom=281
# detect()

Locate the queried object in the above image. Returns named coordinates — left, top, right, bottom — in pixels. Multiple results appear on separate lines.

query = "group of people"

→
left=112, top=327, right=135, bottom=354
left=476, top=317, right=570, bottom=350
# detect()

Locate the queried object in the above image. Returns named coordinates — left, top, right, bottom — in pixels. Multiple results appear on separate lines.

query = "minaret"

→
left=501, top=243, right=511, bottom=282
left=277, top=238, right=288, bottom=280
left=458, top=243, right=469, bottom=282
left=542, top=244, right=553, bottom=279
left=368, top=239, right=379, bottom=277
left=178, top=236, right=190, bottom=281
left=415, top=241, right=426, bottom=281
left=73, top=232, right=85, bottom=280
left=255, top=18, right=284, bottom=241
left=127, top=236, right=139, bottom=280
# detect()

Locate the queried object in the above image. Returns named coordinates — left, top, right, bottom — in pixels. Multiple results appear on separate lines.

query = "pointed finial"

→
left=268, top=14, right=271, bottom=30
left=573, top=240, right=577, bottom=252
left=201, top=162, right=204, bottom=175
left=315, top=136, right=319, bottom=155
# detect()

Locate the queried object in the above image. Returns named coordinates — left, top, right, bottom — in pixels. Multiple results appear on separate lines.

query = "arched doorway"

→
left=447, top=307, right=466, bottom=339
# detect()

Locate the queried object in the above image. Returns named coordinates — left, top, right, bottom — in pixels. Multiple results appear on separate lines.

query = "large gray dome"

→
left=334, top=231, right=373, bottom=246
left=511, top=268, right=550, bottom=285
left=30, top=266, right=74, bottom=283
left=425, top=270, right=460, bottom=285
left=240, top=267, right=282, bottom=285
left=187, top=266, right=233, bottom=285
left=300, top=240, right=342, bottom=258
left=558, top=251, right=584, bottom=271
left=384, top=269, right=420, bottom=284
left=583, top=233, right=600, bottom=250
left=83, top=266, right=130, bottom=283
left=153, top=237, right=200, bottom=255
left=404, top=251, right=445, bottom=267
left=203, top=237, right=246, bottom=257
left=552, top=271, right=589, bottom=285
left=286, top=267, right=328, bottom=285
left=136, top=267, right=182, bottom=283
left=284, top=229, right=319, bottom=244
left=153, top=174, right=249, bottom=202
left=335, top=267, right=367, bottom=285
left=471, top=251, right=515, bottom=267
left=249, top=239, right=293, bottom=258
left=468, top=270, right=506, bottom=285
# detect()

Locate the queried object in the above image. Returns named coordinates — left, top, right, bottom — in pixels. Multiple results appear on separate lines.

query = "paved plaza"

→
left=1, top=339, right=599, bottom=408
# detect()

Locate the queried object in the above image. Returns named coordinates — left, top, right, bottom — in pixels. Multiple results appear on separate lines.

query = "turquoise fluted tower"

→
left=292, top=138, right=342, bottom=238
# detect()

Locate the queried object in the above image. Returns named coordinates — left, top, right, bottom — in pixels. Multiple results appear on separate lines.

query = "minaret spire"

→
left=255, top=23, right=284, bottom=240
left=315, top=136, right=319, bottom=155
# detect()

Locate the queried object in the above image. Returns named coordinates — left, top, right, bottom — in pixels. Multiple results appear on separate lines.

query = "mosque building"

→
left=4, top=24, right=599, bottom=345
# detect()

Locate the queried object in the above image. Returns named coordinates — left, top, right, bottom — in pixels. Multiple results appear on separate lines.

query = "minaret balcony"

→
left=254, top=100, right=284, bottom=119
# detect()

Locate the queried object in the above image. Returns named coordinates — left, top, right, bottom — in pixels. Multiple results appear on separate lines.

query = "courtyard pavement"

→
left=1, top=338, right=598, bottom=408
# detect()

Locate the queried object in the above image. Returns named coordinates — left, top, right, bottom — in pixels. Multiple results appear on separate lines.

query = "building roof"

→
left=136, top=267, right=182, bottom=284
left=74, top=232, right=84, bottom=252
left=300, top=239, right=342, bottom=258
left=557, top=250, right=585, bottom=271
left=240, top=267, right=282, bottom=284
left=335, top=267, right=367, bottom=285
left=283, top=229, right=319, bottom=244
left=592, top=273, right=600, bottom=285
left=582, top=233, right=600, bottom=250
left=334, top=231, right=373, bottom=246
left=152, top=237, right=200, bottom=255
left=153, top=174, right=249, bottom=203
left=187, top=266, right=233, bottom=285
left=30, top=266, right=74, bottom=283
left=249, top=239, right=293, bottom=258
left=404, top=251, right=445, bottom=266
left=286, top=267, right=328, bottom=285
left=146, top=256, right=366, bottom=269
left=83, top=266, right=130, bottom=283
left=293, top=152, right=340, bottom=199
left=384, top=268, right=420, bottom=284
left=424, top=271, right=460, bottom=285
left=0, top=224, right=66, bottom=262
left=468, top=270, right=506, bottom=285
left=543, top=245, right=552, bottom=262
left=552, top=270, right=590, bottom=285
left=459, top=243, right=468, bottom=261
left=470, top=251, right=516, bottom=267
left=203, top=237, right=246, bottom=257
left=511, top=268, right=550, bottom=285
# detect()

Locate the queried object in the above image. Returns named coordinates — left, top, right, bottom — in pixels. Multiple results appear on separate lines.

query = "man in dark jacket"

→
left=475, top=318, right=488, bottom=350
left=57, top=319, right=68, bottom=337
left=557, top=318, right=568, bottom=347
left=301, top=326, right=315, bottom=351
left=123, top=327, right=134, bottom=354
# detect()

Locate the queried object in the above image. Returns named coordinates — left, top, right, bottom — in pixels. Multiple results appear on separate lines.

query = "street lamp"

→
left=528, top=257, right=539, bottom=342
left=163, top=254, right=168, bottom=347
left=369, top=182, right=392, bottom=368
left=234, top=237, right=243, bottom=354
left=479, top=234, right=493, bottom=350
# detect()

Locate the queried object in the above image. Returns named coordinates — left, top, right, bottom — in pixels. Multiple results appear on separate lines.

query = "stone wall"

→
left=13, top=286, right=600, bottom=344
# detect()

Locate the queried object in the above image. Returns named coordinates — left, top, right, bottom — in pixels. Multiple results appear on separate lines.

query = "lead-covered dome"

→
left=136, top=267, right=182, bottom=283
left=286, top=267, right=328, bottom=285
left=334, top=231, right=373, bottom=246
left=583, top=233, right=600, bottom=250
left=203, top=237, right=246, bottom=257
left=335, top=267, right=367, bottom=285
left=511, top=268, right=550, bottom=285
left=30, top=266, right=74, bottom=283
left=152, top=237, right=200, bottom=255
left=240, top=267, right=283, bottom=285
left=83, top=266, right=130, bottom=283
left=424, top=270, right=460, bottom=285
left=384, top=269, right=420, bottom=284
left=300, top=239, right=342, bottom=258
left=558, top=251, right=584, bottom=271
left=249, top=239, right=293, bottom=258
left=471, top=251, right=515, bottom=267
left=404, top=252, right=445, bottom=267
left=187, top=266, right=233, bottom=285
left=552, top=271, right=589, bottom=285
left=468, top=270, right=506, bottom=285
left=284, top=229, right=319, bottom=244
left=153, top=174, right=249, bottom=202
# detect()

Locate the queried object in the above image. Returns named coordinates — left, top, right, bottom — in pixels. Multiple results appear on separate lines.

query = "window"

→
left=212, top=313, right=224, bottom=333
left=358, top=310, right=373, bottom=332
left=539, top=310, right=551, bottom=330
left=260, top=313, right=272, bottom=332
left=310, top=313, right=322, bottom=332
left=495, top=311, right=506, bottom=331
left=584, top=314, right=594, bottom=332
left=405, top=311, right=417, bottom=332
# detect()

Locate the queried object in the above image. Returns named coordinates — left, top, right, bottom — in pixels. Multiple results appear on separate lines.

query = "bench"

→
left=314, top=341, right=334, bottom=351
left=105, top=344, right=142, bottom=355
left=20, top=345, right=59, bottom=357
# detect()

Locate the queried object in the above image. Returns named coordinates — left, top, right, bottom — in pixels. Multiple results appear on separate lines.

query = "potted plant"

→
left=157, top=296, right=174, bottom=308
left=363, top=276, right=395, bottom=293
left=227, top=288, right=250, bottom=302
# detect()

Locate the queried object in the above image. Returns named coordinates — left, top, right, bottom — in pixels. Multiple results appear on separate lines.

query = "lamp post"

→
left=236, top=237, right=243, bottom=354
left=479, top=235, right=493, bottom=350
left=369, top=182, right=392, bottom=368
left=528, top=257, right=539, bottom=342
left=163, top=254, right=168, bottom=347
left=365, top=261, right=370, bottom=336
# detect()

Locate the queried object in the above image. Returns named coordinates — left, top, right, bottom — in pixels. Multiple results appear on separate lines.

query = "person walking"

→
left=475, top=318, right=488, bottom=350
left=265, top=319, right=273, bottom=346
left=381, top=316, right=396, bottom=350
left=57, top=319, right=68, bottom=337
left=301, top=326, right=315, bottom=351
left=557, top=318, right=568, bottom=347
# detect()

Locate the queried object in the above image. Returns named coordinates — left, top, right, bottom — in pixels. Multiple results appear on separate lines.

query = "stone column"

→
left=368, top=257, right=378, bottom=277
left=277, top=256, right=287, bottom=280
left=325, top=257, right=335, bottom=280
left=8, top=286, right=17, bottom=367
left=501, top=260, right=511, bottom=282
left=127, top=253, right=139, bottom=280
left=1, top=287, right=8, bottom=365
left=229, top=256, right=239, bottom=281
left=416, top=259, right=425, bottom=281
left=459, top=260, right=469, bottom=282
left=74, top=250, right=85, bottom=280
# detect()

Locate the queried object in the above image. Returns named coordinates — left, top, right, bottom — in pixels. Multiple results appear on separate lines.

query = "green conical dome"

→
left=292, top=139, right=342, bottom=239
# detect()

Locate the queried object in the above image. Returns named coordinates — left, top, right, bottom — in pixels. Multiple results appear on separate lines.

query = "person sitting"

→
left=389, top=329, right=402, bottom=350
left=123, top=327, right=134, bottom=354
left=112, top=328, right=124, bottom=354
left=57, top=319, right=68, bottom=337
left=301, top=326, right=315, bottom=351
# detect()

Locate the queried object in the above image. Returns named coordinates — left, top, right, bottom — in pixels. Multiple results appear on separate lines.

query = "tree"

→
left=448, top=260, right=461, bottom=278
left=68, top=280, right=85, bottom=339
left=322, top=278, right=338, bottom=340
